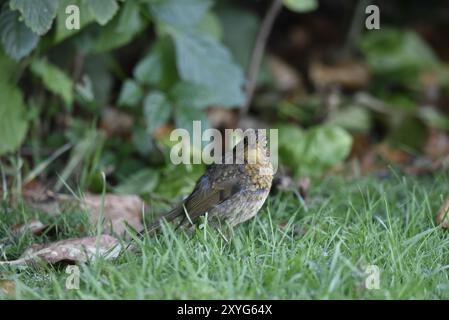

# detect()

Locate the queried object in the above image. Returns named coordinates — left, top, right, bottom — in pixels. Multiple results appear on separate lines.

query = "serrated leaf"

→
left=144, top=92, right=171, bottom=133
left=175, top=104, right=209, bottom=135
left=197, top=12, right=223, bottom=40
left=283, top=0, right=318, bottom=12
left=133, top=38, right=177, bottom=89
left=217, top=6, right=260, bottom=69
left=117, top=0, right=142, bottom=33
left=0, top=82, right=29, bottom=155
left=94, top=7, right=146, bottom=53
left=10, top=0, right=58, bottom=35
left=118, top=80, right=143, bottom=107
left=0, top=8, right=39, bottom=60
left=149, top=0, right=212, bottom=28
left=171, top=81, right=216, bottom=109
left=31, top=60, right=73, bottom=105
left=172, top=30, right=245, bottom=107
left=87, top=0, right=118, bottom=25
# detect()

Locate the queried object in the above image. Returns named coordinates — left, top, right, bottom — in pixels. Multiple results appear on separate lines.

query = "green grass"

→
left=1, top=171, right=449, bottom=299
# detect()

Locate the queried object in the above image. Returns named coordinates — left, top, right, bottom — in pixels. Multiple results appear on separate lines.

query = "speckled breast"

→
left=208, top=188, right=271, bottom=227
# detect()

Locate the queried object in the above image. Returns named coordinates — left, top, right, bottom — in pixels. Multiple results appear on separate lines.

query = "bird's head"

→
left=239, top=130, right=270, bottom=165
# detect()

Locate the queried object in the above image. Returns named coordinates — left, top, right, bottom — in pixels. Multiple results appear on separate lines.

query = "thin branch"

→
left=344, top=0, right=370, bottom=54
left=242, top=0, right=284, bottom=115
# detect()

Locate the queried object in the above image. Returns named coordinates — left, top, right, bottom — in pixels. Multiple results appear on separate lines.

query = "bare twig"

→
left=242, top=0, right=284, bottom=114
left=344, top=0, right=370, bottom=54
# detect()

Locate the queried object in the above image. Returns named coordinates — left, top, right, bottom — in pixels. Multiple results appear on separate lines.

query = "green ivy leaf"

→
left=327, top=106, right=372, bottom=132
left=10, top=0, right=58, bottom=35
left=170, top=81, right=216, bottom=109
left=279, top=124, right=352, bottom=177
left=133, top=38, right=178, bottom=89
left=360, top=28, right=439, bottom=83
left=0, top=8, right=39, bottom=60
left=283, top=0, right=318, bottom=12
left=115, top=169, right=160, bottom=195
left=155, top=163, right=204, bottom=199
left=197, top=12, right=223, bottom=40
left=87, top=0, right=118, bottom=25
left=0, top=82, right=29, bottom=155
left=118, top=80, right=143, bottom=107
left=149, top=0, right=212, bottom=28
left=172, top=30, right=245, bottom=107
left=0, top=50, right=17, bottom=83
left=419, top=107, right=449, bottom=131
left=175, top=104, right=209, bottom=136
left=31, top=60, right=73, bottom=105
left=144, top=91, right=171, bottom=133
left=117, top=0, right=142, bottom=33
left=217, top=6, right=260, bottom=69
left=171, top=81, right=213, bottom=135
left=94, top=6, right=146, bottom=53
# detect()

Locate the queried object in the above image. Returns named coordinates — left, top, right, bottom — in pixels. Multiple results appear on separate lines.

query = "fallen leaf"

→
left=424, top=129, right=449, bottom=161
left=23, top=186, right=73, bottom=215
left=436, top=197, right=449, bottom=229
left=298, top=177, right=311, bottom=199
left=310, top=60, right=370, bottom=90
left=82, top=193, right=144, bottom=235
left=22, top=187, right=145, bottom=236
left=153, top=123, right=175, bottom=141
left=267, top=55, right=303, bottom=93
left=206, top=107, right=238, bottom=131
left=100, top=107, right=134, bottom=137
left=12, top=220, right=48, bottom=236
left=376, top=144, right=411, bottom=165
left=0, top=235, right=121, bottom=266
left=0, top=280, right=15, bottom=295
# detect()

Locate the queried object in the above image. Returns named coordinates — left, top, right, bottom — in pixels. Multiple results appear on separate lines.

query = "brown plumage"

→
left=145, top=132, right=273, bottom=233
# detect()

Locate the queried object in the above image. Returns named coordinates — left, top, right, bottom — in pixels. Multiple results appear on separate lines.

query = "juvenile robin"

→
left=146, top=131, right=273, bottom=233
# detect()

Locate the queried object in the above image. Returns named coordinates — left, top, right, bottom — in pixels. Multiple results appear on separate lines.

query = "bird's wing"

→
left=182, top=171, right=242, bottom=223
left=145, top=165, right=243, bottom=232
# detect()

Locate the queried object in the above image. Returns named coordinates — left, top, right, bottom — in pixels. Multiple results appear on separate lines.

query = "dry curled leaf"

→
left=11, top=220, right=48, bottom=236
left=436, top=197, right=449, bottom=229
left=310, top=60, right=370, bottom=90
left=82, top=193, right=144, bottom=235
left=0, top=235, right=122, bottom=266
left=22, top=187, right=145, bottom=236
left=376, top=144, right=411, bottom=165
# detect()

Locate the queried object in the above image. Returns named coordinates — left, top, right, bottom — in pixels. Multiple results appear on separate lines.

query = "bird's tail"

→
left=143, top=204, right=184, bottom=234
